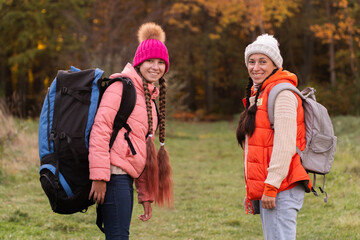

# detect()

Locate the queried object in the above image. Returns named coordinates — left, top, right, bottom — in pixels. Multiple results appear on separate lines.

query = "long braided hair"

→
left=137, top=67, right=173, bottom=207
left=156, top=77, right=173, bottom=207
left=140, top=71, right=159, bottom=200
left=133, top=22, right=173, bottom=207
left=236, top=69, right=277, bottom=147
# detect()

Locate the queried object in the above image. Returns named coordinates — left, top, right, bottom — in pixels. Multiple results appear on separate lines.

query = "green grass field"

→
left=0, top=115, right=360, bottom=240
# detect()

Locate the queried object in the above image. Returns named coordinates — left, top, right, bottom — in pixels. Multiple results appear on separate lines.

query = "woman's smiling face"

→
left=247, top=53, right=277, bottom=85
left=139, top=58, right=166, bottom=83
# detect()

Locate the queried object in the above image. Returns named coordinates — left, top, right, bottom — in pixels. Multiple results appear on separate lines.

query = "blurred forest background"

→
left=1, top=0, right=360, bottom=119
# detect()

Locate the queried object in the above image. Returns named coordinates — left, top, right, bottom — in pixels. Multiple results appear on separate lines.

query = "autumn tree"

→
left=88, top=0, right=173, bottom=74
left=0, top=0, right=172, bottom=117
left=0, top=0, right=95, bottom=116
left=165, top=0, right=303, bottom=116
left=166, top=1, right=221, bottom=114
left=333, top=0, right=360, bottom=80
left=1, top=0, right=359, bottom=117
left=310, top=0, right=360, bottom=87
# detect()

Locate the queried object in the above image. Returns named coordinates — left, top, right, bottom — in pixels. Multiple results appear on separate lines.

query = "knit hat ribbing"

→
left=133, top=22, right=169, bottom=73
left=244, top=34, right=283, bottom=68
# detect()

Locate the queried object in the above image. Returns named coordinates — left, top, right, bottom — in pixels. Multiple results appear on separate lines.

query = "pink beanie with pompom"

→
left=133, top=22, right=169, bottom=73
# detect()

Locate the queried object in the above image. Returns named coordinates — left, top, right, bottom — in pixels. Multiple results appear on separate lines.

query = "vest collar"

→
left=251, top=68, right=298, bottom=96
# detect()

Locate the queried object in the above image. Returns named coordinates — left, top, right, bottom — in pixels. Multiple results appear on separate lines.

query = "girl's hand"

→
left=261, top=194, right=276, bottom=209
left=89, top=180, right=106, bottom=204
left=139, top=201, right=152, bottom=221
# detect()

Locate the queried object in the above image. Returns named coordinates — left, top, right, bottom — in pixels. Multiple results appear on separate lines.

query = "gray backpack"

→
left=268, top=83, right=337, bottom=202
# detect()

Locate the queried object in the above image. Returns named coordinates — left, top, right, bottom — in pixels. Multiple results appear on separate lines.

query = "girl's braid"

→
left=136, top=67, right=159, bottom=198
left=142, top=77, right=153, bottom=135
left=236, top=78, right=254, bottom=146
left=158, top=77, right=166, bottom=143
left=245, top=77, right=253, bottom=109
left=236, top=69, right=277, bottom=146
left=157, top=76, right=173, bottom=208
left=244, top=80, right=265, bottom=136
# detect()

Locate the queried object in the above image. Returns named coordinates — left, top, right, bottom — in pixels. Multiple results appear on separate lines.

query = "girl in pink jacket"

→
left=88, top=22, right=172, bottom=239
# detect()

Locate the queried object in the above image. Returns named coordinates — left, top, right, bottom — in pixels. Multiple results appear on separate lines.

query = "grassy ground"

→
left=0, top=114, right=360, bottom=240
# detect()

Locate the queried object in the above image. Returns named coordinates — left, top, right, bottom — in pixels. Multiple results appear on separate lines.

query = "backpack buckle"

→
left=50, top=131, right=57, bottom=140
left=59, top=132, right=66, bottom=140
left=61, top=87, right=68, bottom=94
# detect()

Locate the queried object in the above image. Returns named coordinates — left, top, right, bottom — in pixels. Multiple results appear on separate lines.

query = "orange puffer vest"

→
left=244, top=69, right=311, bottom=201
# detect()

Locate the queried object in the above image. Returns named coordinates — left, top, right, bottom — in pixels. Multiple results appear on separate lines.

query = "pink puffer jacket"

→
left=88, top=63, right=159, bottom=202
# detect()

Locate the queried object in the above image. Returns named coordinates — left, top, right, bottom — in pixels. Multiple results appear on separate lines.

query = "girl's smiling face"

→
left=247, top=54, right=277, bottom=85
left=139, top=59, right=166, bottom=83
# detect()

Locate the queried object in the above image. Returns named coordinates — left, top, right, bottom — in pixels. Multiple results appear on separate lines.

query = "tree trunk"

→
left=349, top=32, right=359, bottom=79
left=326, top=0, right=336, bottom=87
left=203, top=64, right=214, bottom=113
left=203, top=17, right=215, bottom=114
left=258, top=0, right=265, bottom=34
left=187, top=53, right=197, bottom=111
left=299, top=0, right=314, bottom=85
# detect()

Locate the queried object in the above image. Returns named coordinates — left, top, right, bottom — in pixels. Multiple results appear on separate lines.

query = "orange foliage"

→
left=310, top=0, right=360, bottom=45
left=171, top=112, right=196, bottom=121
left=166, top=0, right=302, bottom=38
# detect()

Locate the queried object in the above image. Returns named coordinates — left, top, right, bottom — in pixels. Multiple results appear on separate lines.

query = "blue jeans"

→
left=260, top=184, right=305, bottom=240
left=99, top=174, right=134, bottom=240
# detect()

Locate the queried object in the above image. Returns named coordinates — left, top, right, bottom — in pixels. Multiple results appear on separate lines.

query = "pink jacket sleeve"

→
left=135, top=169, right=155, bottom=203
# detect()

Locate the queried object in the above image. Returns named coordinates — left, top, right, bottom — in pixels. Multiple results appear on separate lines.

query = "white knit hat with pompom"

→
left=244, top=34, right=283, bottom=68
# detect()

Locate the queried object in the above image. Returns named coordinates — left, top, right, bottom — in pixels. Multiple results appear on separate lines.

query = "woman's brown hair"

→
left=156, top=77, right=173, bottom=207
left=236, top=69, right=277, bottom=147
left=137, top=67, right=173, bottom=207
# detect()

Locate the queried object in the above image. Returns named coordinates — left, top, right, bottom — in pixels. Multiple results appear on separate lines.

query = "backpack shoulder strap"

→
left=107, top=77, right=137, bottom=151
left=267, top=82, right=304, bottom=129
left=268, top=83, right=306, bottom=159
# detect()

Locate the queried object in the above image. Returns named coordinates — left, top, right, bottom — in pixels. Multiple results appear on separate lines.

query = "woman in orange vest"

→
left=236, top=34, right=311, bottom=240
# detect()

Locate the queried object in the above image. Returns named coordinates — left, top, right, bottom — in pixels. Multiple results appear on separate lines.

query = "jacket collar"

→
left=251, top=68, right=298, bottom=95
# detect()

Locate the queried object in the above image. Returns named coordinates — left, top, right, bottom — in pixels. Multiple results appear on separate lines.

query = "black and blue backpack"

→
left=38, top=66, right=136, bottom=214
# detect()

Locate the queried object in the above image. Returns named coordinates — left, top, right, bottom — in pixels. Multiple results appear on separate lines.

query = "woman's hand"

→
left=243, top=196, right=249, bottom=212
left=244, top=196, right=256, bottom=214
left=89, top=180, right=107, bottom=204
left=261, top=194, right=276, bottom=209
left=139, top=201, right=152, bottom=221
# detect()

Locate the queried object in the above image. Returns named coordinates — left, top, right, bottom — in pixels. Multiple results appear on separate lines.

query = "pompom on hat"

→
left=244, top=34, right=283, bottom=69
left=133, top=22, right=170, bottom=73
